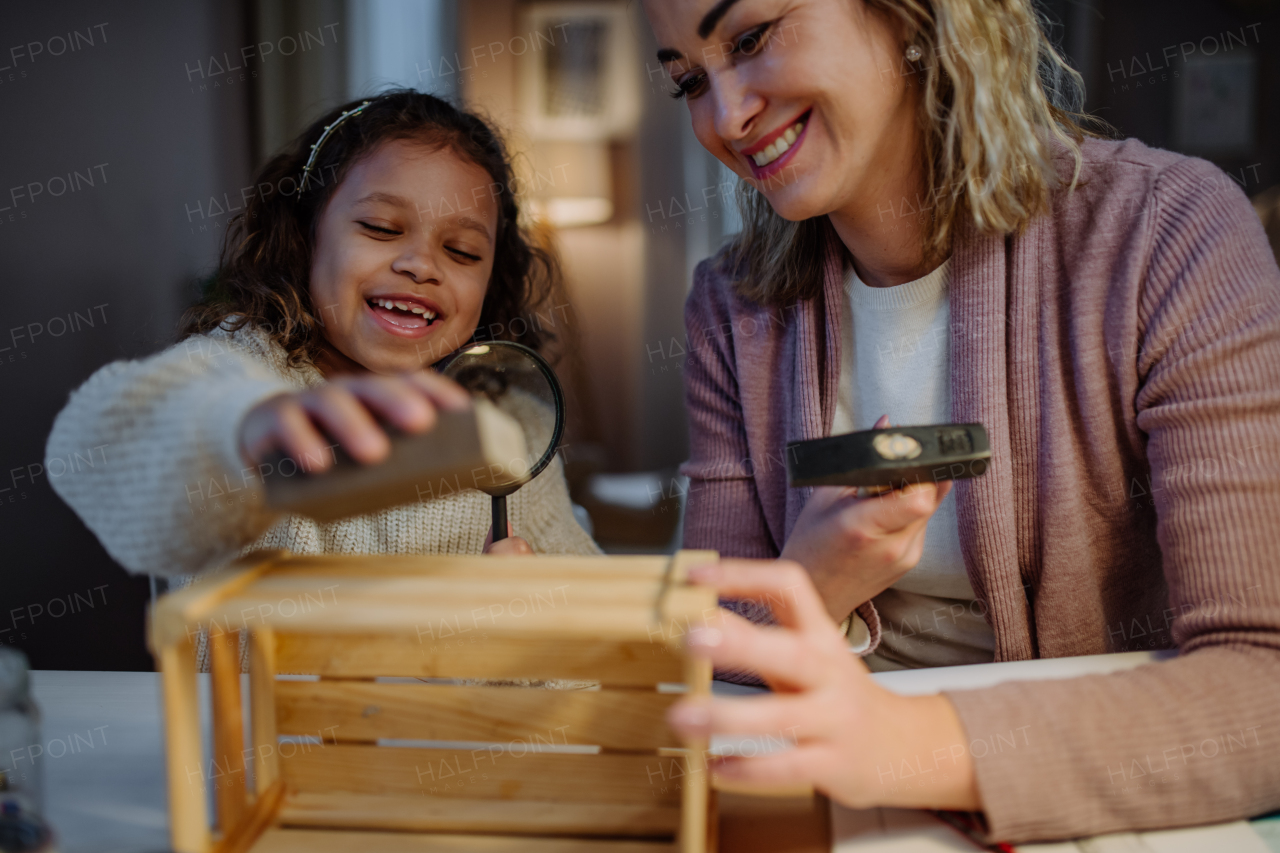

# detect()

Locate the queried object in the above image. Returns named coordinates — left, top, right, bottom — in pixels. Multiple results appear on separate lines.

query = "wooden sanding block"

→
left=260, top=398, right=528, bottom=522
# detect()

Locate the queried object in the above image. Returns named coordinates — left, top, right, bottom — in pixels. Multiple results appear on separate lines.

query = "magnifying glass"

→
left=440, top=341, right=565, bottom=543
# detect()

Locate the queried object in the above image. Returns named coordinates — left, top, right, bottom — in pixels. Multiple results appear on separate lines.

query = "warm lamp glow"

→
left=528, top=140, right=613, bottom=228
left=531, top=197, right=614, bottom=227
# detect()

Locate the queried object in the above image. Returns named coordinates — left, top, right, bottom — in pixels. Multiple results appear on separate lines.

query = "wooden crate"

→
left=147, top=550, right=720, bottom=853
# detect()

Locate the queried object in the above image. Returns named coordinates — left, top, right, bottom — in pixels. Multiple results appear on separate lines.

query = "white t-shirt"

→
left=831, top=259, right=995, bottom=670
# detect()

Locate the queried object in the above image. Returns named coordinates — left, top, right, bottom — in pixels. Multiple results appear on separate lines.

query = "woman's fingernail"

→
left=686, top=563, right=720, bottom=583
left=669, top=703, right=711, bottom=730
left=688, top=627, right=723, bottom=648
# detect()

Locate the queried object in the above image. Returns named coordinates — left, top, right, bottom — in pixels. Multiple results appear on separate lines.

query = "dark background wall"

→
left=2, top=1, right=256, bottom=669
left=1047, top=0, right=1279, bottom=191
left=2, top=0, right=1277, bottom=672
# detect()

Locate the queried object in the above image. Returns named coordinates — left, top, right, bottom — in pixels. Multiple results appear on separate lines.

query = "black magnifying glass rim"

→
left=437, top=340, right=566, bottom=485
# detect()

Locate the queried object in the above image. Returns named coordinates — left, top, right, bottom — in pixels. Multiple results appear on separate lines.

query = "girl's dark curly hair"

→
left=180, top=89, right=564, bottom=369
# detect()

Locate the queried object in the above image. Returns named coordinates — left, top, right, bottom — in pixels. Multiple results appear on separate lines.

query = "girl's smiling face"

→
left=309, top=139, right=499, bottom=374
left=643, top=0, right=915, bottom=223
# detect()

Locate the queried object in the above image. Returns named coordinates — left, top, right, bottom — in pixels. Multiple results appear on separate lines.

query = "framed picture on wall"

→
left=1173, top=52, right=1257, bottom=156
left=518, top=1, right=640, bottom=140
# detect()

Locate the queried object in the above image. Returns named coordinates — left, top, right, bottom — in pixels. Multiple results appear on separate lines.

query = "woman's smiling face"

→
left=643, top=0, right=917, bottom=223
left=309, top=139, right=498, bottom=374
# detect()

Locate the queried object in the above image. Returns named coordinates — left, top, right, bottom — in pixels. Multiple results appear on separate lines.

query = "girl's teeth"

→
left=370, top=298, right=437, bottom=320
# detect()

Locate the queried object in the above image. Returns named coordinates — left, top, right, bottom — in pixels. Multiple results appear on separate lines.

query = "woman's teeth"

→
left=752, top=118, right=807, bottom=167
left=369, top=297, right=436, bottom=320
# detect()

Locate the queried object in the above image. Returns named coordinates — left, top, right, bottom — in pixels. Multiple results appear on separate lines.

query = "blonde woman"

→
left=642, top=0, right=1280, bottom=844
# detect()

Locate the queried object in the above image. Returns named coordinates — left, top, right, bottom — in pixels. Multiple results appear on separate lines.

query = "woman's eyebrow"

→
left=655, top=0, right=743, bottom=61
left=698, top=0, right=742, bottom=39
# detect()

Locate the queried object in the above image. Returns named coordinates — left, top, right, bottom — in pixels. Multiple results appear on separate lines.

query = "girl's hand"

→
left=780, top=414, right=953, bottom=622
left=238, top=371, right=471, bottom=472
left=667, top=560, right=980, bottom=811
left=483, top=522, right=533, bottom=556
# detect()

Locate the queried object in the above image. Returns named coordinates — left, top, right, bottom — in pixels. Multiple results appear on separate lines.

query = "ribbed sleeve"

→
left=946, top=153, right=1280, bottom=842
left=679, top=256, right=883, bottom=685
left=678, top=259, right=778, bottom=561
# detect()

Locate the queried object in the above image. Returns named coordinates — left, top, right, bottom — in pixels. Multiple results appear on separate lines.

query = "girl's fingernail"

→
left=669, top=703, right=710, bottom=729
left=688, top=627, right=723, bottom=648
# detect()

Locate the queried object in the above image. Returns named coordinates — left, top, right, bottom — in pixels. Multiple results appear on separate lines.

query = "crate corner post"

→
left=156, top=633, right=212, bottom=853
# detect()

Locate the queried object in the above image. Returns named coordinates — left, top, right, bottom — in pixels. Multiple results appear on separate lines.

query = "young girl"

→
left=45, top=90, right=600, bottom=585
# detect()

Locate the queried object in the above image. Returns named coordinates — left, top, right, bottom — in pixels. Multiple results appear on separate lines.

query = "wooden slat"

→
left=158, top=552, right=719, bottom=646
left=209, top=629, right=249, bottom=833
left=249, top=575, right=670, bottom=598
left=275, top=632, right=684, bottom=686
left=261, top=553, right=676, bottom=579
left=245, top=553, right=715, bottom=612
left=280, top=744, right=680, bottom=805
left=251, top=827, right=677, bottom=852
left=158, top=637, right=211, bottom=853
left=199, top=599, right=665, bottom=640
left=248, top=629, right=279, bottom=795
left=149, top=550, right=287, bottom=649
left=212, top=779, right=284, bottom=853
left=278, top=791, right=679, bottom=836
left=261, top=400, right=527, bottom=523
left=227, top=577, right=675, bottom=637
left=275, top=681, right=678, bottom=749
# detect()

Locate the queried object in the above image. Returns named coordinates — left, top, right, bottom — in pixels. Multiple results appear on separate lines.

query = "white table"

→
left=29, top=651, right=1275, bottom=852
left=30, top=670, right=171, bottom=853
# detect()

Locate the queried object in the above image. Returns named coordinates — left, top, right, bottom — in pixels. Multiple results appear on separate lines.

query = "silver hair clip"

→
left=300, top=100, right=372, bottom=191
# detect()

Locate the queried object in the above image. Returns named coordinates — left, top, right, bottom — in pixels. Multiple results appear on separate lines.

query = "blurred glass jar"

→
left=0, top=647, right=52, bottom=852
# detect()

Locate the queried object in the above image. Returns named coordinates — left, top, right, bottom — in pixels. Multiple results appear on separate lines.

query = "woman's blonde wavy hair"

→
left=726, top=0, right=1106, bottom=304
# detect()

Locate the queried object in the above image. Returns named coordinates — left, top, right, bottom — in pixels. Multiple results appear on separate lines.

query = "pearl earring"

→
left=905, top=44, right=923, bottom=62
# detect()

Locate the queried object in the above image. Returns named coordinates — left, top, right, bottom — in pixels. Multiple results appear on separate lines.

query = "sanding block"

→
left=260, top=398, right=529, bottom=522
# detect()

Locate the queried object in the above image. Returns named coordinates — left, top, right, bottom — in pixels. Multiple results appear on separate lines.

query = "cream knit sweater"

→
left=45, top=322, right=601, bottom=581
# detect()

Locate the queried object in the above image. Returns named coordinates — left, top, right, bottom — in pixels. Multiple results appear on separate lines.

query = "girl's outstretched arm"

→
left=45, top=331, right=294, bottom=577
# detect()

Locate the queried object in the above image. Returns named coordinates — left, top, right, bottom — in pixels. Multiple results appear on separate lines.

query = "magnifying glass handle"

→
left=491, top=495, right=509, bottom=543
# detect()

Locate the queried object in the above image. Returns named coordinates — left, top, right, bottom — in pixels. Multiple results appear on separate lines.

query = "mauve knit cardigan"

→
left=679, top=137, right=1280, bottom=843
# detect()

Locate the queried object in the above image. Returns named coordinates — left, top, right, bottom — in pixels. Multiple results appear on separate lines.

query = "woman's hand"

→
left=667, top=559, right=980, bottom=811
left=238, top=371, right=472, bottom=472
left=780, top=415, right=953, bottom=622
